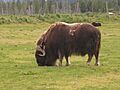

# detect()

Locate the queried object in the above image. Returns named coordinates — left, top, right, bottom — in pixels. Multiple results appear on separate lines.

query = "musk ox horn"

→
left=36, top=45, right=46, bottom=56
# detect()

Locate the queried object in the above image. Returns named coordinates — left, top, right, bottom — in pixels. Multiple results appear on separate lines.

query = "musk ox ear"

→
left=36, top=45, right=46, bottom=56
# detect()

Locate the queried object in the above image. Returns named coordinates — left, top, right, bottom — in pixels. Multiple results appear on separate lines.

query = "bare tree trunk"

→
left=41, top=0, right=45, bottom=15
left=1, top=7, right=3, bottom=15
left=55, top=0, right=59, bottom=13
left=76, top=0, right=80, bottom=13
left=68, top=1, right=71, bottom=14
left=106, top=1, right=109, bottom=13
left=0, top=1, right=4, bottom=15
left=91, top=0, right=94, bottom=12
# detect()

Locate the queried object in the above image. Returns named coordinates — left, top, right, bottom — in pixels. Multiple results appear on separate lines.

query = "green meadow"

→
left=0, top=15, right=120, bottom=90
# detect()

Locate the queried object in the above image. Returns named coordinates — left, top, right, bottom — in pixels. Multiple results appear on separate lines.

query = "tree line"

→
left=0, top=0, right=120, bottom=15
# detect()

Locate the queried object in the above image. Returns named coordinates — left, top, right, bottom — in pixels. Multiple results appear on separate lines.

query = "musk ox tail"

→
left=98, top=31, right=101, bottom=50
left=94, top=31, right=101, bottom=60
left=92, top=22, right=101, bottom=27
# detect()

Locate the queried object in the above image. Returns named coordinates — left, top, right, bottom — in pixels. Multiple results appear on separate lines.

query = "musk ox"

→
left=35, top=22, right=101, bottom=66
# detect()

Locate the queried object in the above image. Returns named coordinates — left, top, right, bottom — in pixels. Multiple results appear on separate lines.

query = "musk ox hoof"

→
left=87, top=62, right=91, bottom=66
left=55, top=63, right=58, bottom=66
left=55, top=64, right=59, bottom=67
left=37, top=64, right=42, bottom=66
left=59, top=63, right=62, bottom=66
left=95, top=63, right=100, bottom=66
left=66, top=63, right=70, bottom=66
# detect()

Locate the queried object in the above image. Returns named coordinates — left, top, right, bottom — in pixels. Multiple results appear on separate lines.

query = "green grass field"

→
left=0, top=21, right=120, bottom=90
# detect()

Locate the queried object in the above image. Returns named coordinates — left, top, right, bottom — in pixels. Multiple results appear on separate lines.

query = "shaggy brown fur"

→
left=35, top=22, right=101, bottom=66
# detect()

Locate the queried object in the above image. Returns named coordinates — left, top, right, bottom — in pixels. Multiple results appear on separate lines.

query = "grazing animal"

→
left=35, top=22, right=101, bottom=66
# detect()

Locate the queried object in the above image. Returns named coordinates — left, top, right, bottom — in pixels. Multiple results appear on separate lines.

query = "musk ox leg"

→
left=65, top=56, right=71, bottom=66
left=59, top=57, right=63, bottom=66
left=94, top=50, right=100, bottom=66
left=58, top=50, right=64, bottom=66
left=87, top=54, right=93, bottom=66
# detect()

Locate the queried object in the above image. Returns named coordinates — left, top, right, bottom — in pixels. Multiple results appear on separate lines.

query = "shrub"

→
left=0, top=13, right=120, bottom=24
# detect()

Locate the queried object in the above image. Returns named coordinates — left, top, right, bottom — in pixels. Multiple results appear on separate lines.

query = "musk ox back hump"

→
left=73, top=23, right=101, bottom=56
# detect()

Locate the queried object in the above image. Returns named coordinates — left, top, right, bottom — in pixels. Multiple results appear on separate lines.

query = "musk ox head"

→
left=35, top=45, right=46, bottom=66
left=35, top=35, right=46, bottom=66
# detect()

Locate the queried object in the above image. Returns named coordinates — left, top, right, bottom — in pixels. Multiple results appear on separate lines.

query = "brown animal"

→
left=35, top=22, right=101, bottom=66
